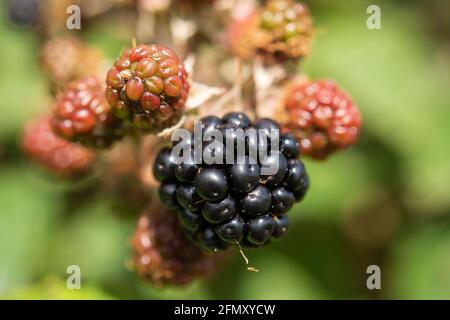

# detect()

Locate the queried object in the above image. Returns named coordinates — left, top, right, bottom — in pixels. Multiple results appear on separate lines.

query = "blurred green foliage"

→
left=0, top=0, right=449, bottom=299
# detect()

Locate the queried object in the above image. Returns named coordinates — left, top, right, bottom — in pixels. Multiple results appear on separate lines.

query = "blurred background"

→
left=0, top=0, right=449, bottom=299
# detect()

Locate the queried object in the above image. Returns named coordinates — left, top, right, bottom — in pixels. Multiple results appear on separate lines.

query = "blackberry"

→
left=8, top=0, right=41, bottom=28
left=105, top=44, right=190, bottom=132
left=258, top=0, right=313, bottom=62
left=227, top=11, right=270, bottom=61
left=22, top=114, right=95, bottom=177
left=227, top=0, right=313, bottom=63
left=153, top=112, right=309, bottom=252
left=283, top=79, right=362, bottom=159
left=51, top=77, right=125, bottom=149
left=131, top=208, right=225, bottom=287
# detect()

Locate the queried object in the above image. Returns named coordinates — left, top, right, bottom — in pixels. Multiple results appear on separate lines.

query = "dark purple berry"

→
left=153, top=148, right=176, bottom=182
left=272, top=214, right=289, bottom=239
left=175, top=160, right=199, bottom=182
left=202, top=196, right=237, bottom=224
left=271, top=187, right=295, bottom=214
left=241, top=185, right=272, bottom=217
left=196, top=228, right=230, bottom=253
left=176, top=184, right=204, bottom=211
left=223, top=112, right=251, bottom=129
left=284, top=159, right=306, bottom=191
left=200, top=116, right=223, bottom=135
left=260, top=151, right=287, bottom=188
left=229, top=157, right=260, bottom=193
left=254, top=118, right=280, bottom=137
left=247, top=214, right=276, bottom=245
left=194, top=168, right=228, bottom=201
left=293, top=175, right=309, bottom=201
left=158, top=182, right=178, bottom=209
left=280, top=133, right=300, bottom=158
left=178, top=209, right=203, bottom=232
left=215, top=216, right=245, bottom=244
left=8, top=0, right=41, bottom=28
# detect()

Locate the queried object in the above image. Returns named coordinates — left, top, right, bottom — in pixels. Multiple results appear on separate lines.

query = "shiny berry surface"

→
left=51, top=77, right=125, bottom=149
left=153, top=113, right=309, bottom=251
left=105, top=44, right=190, bottom=132
left=284, top=79, right=362, bottom=159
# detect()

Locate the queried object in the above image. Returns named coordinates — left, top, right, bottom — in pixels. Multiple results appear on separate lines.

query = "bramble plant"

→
left=19, top=0, right=361, bottom=286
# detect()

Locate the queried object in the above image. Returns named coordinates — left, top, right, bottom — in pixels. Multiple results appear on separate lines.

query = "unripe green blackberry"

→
left=258, top=0, right=313, bottom=62
left=131, top=208, right=225, bottom=287
left=105, top=44, right=190, bottom=132
left=227, top=0, right=313, bottom=63
left=22, top=114, right=95, bottom=177
left=284, top=79, right=362, bottom=159
left=51, top=77, right=125, bottom=149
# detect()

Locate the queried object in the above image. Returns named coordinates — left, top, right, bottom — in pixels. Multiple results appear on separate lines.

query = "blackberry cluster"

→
left=22, top=114, right=95, bottom=177
left=51, top=77, right=125, bottom=149
left=131, top=208, right=224, bottom=286
left=284, top=79, right=362, bottom=159
left=227, top=0, right=313, bottom=63
left=153, top=113, right=309, bottom=252
left=105, top=44, right=190, bottom=132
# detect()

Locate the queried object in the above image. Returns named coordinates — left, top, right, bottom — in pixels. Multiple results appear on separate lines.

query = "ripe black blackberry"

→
left=8, top=0, right=41, bottom=28
left=154, top=112, right=309, bottom=252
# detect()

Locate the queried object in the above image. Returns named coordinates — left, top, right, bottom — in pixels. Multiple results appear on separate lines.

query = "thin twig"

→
left=235, top=240, right=259, bottom=273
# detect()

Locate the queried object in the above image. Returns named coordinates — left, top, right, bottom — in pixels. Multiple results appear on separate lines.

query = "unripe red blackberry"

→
left=227, top=12, right=270, bottom=61
left=105, top=44, right=190, bottom=132
left=22, top=114, right=95, bottom=176
left=284, top=79, right=362, bottom=159
left=131, top=208, right=224, bottom=287
left=40, top=37, right=103, bottom=86
left=51, top=77, right=125, bottom=149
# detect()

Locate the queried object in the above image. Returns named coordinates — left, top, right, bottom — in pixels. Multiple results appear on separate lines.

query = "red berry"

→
left=283, top=79, right=362, bottom=159
left=22, top=114, right=95, bottom=177
left=51, top=77, right=125, bottom=149
left=105, top=44, right=190, bottom=132
left=131, top=208, right=226, bottom=287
